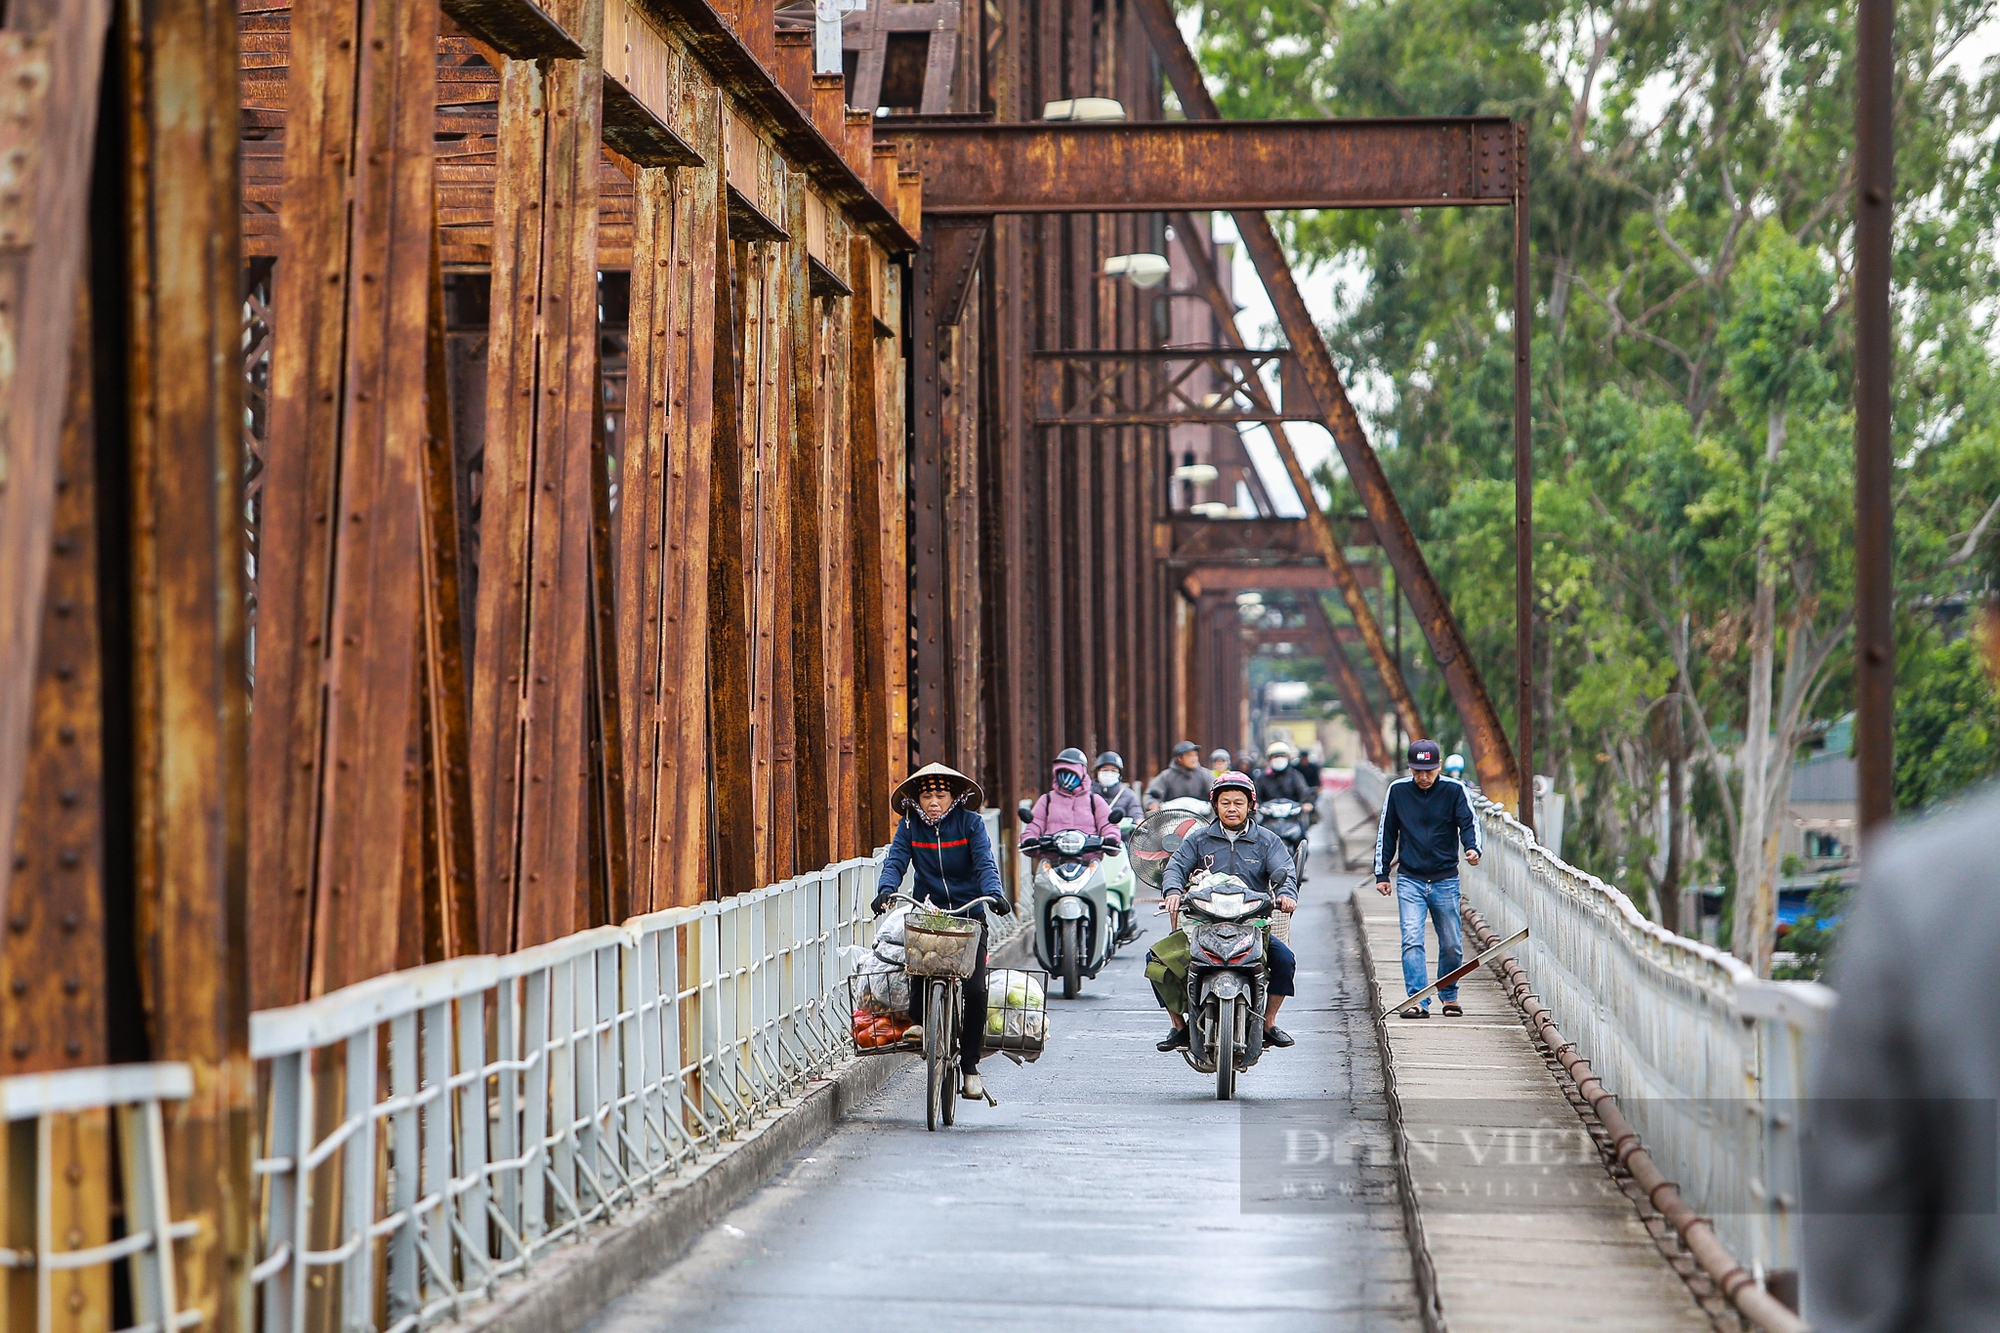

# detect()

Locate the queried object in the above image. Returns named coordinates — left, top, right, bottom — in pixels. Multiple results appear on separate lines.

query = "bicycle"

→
left=885, top=893, right=987, bottom=1131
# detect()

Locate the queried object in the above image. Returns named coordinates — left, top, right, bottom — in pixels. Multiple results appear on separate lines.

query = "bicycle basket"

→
left=982, top=968, right=1049, bottom=1062
left=905, top=913, right=981, bottom=978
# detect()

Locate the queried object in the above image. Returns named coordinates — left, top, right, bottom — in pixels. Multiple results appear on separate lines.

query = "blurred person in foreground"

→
left=1804, top=567, right=2000, bottom=1331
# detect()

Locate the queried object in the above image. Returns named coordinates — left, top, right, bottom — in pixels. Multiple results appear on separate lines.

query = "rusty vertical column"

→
left=0, top=0, right=112, bottom=924
left=618, top=82, right=722, bottom=911
left=118, top=0, right=253, bottom=1321
left=250, top=0, right=440, bottom=998
left=471, top=0, right=607, bottom=944
left=785, top=177, right=832, bottom=866
left=1512, top=125, right=1535, bottom=830
left=1854, top=0, right=1895, bottom=835
left=908, top=235, right=951, bottom=768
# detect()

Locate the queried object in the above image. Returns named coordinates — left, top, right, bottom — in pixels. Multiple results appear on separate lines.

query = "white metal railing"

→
left=1460, top=797, right=1833, bottom=1276
left=249, top=856, right=881, bottom=1333
left=0, top=1062, right=202, bottom=1333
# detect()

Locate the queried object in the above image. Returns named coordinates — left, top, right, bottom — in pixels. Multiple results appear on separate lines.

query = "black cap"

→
left=1408, top=740, right=1442, bottom=770
left=1172, top=740, right=1200, bottom=757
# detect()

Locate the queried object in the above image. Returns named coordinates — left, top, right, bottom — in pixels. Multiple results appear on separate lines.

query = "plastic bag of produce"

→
left=852, top=1010, right=908, bottom=1049
left=838, top=944, right=873, bottom=977
left=983, top=969, right=1048, bottom=1058
left=873, top=904, right=911, bottom=949
left=873, top=940, right=907, bottom=967
left=863, top=966, right=910, bottom=1016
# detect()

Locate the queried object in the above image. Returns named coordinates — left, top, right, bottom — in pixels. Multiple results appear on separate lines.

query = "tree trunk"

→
left=1659, top=701, right=1687, bottom=935
left=1730, top=407, right=1786, bottom=974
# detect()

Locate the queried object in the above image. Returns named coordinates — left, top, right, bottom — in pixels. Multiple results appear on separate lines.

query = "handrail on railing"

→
left=1458, top=793, right=1833, bottom=1315
left=0, top=1062, right=202, bottom=1332
left=247, top=854, right=884, bottom=1333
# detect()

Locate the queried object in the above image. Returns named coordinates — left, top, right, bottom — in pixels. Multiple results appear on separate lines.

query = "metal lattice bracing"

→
left=1032, top=349, right=1315, bottom=428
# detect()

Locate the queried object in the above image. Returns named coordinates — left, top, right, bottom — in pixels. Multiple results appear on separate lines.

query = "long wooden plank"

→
left=470, top=0, right=608, bottom=949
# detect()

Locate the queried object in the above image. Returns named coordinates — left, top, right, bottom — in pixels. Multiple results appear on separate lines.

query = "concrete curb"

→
left=440, top=1051, right=912, bottom=1333
left=1348, top=885, right=1450, bottom=1333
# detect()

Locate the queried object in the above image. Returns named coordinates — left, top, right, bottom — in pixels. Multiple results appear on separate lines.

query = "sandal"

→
left=1399, top=1005, right=1429, bottom=1019
left=1440, top=1002, right=1463, bottom=1017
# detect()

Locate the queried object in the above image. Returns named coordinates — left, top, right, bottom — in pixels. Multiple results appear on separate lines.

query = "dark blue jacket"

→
left=876, top=805, right=1007, bottom=911
left=1373, top=776, right=1480, bottom=880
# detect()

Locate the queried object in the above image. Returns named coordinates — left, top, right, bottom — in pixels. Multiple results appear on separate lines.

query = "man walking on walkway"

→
left=1374, top=740, right=1480, bottom=1018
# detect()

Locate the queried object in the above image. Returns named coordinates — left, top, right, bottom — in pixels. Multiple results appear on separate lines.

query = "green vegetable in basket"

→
left=987, top=1007, right=1004, bottom=1035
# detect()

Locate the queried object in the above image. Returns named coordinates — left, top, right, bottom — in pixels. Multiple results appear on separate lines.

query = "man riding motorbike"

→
left=1146, top=771, right=1298, bottom=1052
left=1092, top=752, right=1145, bottom=823
left=1254, top=740, right=1314, bottom=805
left=873, top=764, right=1010, bottom=1101
left=1144, top=741, right=1212, bottom=810
left=1020, top=748, right=1124, bottom=858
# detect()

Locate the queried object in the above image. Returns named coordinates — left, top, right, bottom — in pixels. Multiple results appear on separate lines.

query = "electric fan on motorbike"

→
left=1127, top=803, right=1212, bottom=891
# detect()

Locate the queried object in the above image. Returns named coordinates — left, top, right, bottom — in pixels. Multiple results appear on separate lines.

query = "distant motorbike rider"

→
left=1208, top=748, right=1232, bottom=778
left=1255, top=740, right=1314, bottom=806
left=1148, top=771, right=1299, bottom=1051
left=1298, top=748, right=1323, bottom=792
left=873, top=764, right=1010, bottom=1101
left=1145, top=741, right=1212, bottom=810
left=1091, top=751, right=1144, bottom=823
left=1442, top=752, right=1466, bottom=781
left=1020, top=748, right=1124, bottom=862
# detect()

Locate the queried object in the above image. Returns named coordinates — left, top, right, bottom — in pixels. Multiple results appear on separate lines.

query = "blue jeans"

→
left=1396, top=874, right=1463, bottom=1008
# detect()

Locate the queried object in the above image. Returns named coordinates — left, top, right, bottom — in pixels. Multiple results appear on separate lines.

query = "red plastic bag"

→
left=852, top=1010, right=907, bottom=1049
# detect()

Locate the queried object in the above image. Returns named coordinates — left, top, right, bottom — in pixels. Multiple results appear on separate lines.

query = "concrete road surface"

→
left=584, top=845, right=1421, bottom=1333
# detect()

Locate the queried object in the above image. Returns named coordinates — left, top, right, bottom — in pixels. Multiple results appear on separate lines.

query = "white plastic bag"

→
left=873, top=904, right=911, bottom=949
left=873, top=940, right=907, bottom=967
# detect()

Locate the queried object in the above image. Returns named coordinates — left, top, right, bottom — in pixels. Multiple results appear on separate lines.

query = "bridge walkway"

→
left=580, top=871, right=1422, bottom=1333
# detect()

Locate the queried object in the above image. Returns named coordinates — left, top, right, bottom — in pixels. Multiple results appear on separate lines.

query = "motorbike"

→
left=1016, top=805, right=1115, bottom=999
left=1175, top=872, right=1275, bottom=1100
left=1100, top=821, right=1141, bottom=949
left=1257, top=798, right=1310, bottom=883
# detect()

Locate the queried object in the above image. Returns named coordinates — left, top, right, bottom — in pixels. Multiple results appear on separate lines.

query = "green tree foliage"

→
left=1188, top=0, right=2000, bottom=965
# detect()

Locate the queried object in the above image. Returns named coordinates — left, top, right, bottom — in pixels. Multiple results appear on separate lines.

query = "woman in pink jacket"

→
left=1020, top=748, right=1124, bottom=859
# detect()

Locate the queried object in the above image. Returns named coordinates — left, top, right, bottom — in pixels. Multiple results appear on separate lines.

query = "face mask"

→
left=1270, top=757, right=1289, bottom=770
left=1055, top=770, right=1083, bottom=793
left=1096, top=770, right=1120, bottom=786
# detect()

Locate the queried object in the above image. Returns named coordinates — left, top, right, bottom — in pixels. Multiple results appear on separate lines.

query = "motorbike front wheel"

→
left=1214, top=996, right=1237, bottom=1100
left=1059, top=918, right=1082, bottom=998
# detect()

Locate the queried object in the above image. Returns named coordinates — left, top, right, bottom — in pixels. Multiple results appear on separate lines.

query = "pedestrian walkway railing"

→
left=1460, top=796, right=1833, bottom=1284
left=247, top=855, right=880, bottom=1333
left=0, top=1062, right=202, bottom=1332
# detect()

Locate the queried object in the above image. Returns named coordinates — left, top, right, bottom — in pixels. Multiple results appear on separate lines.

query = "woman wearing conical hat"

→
left=873, top=764, right=1010, bottom=1101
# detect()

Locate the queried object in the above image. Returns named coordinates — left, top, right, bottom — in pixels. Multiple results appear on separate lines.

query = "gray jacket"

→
left=1145, top=763, right=1213, bottom=804
left=1160, top=820, right=1297, bottom=904
left=1804, top=781, right=2000, bottom=1332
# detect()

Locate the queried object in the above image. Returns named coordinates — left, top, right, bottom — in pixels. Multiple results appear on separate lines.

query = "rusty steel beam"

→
left=885, top=118, right=1517, bottom=214
left=119, top=0, right=257, bottom=1320
left=249, top=0, right=442, bottom=1002
left=0, top=0, right=113, bottom=935
left=1131, top=0, right=1519, bottom=806
left=1166, top=212, right=1427, bottom=745
left=1160, top=515, right=1379, bottom=566
left=469, top=31, right=608, bottom=946
left=1300, top=595, right=1392, bottom=769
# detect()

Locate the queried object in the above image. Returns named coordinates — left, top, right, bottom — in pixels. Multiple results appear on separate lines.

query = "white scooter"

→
left=1017, top=801, right=1115, bottom=999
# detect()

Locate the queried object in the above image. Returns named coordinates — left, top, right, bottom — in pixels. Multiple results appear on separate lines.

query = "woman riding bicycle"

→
left=872, top=763, right=1010, bottom=1102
